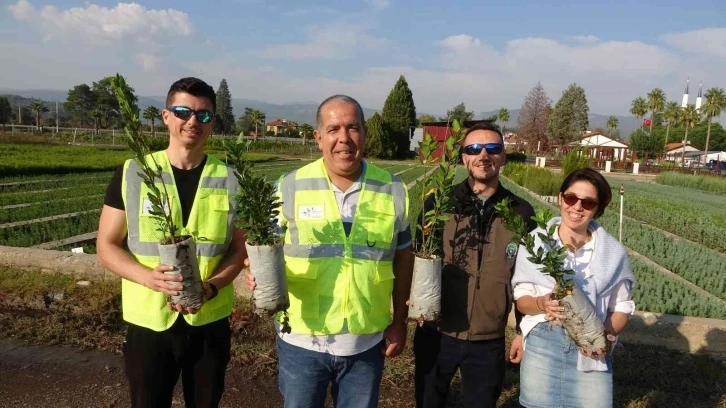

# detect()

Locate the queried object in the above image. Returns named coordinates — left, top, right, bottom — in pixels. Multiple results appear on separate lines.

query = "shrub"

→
left=562, top=148, right=591, bottom=176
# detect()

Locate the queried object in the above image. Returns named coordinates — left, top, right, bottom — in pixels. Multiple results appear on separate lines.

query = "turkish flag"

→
left=643, top=118, right=652, bottom=127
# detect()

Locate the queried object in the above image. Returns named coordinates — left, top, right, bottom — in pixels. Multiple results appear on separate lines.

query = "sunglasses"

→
left=561, top=193, right=599, bottom=211
left=462, top=143, right=504, bottom=155
left=166, top=106, right=214, bottom=124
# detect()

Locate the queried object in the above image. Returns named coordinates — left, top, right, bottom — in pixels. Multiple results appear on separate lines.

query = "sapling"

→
left=495, top=199, right=611, bottom=354
left=111, top=73, right=204, bottom=310
left=224, top=141, right=290, bottom=332
left=408, top=120, right=465, bottom=325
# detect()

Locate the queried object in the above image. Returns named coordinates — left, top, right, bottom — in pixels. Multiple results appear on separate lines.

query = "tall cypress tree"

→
left=547, top=83, right=589, bottom=146
left=381, top=75, right=417, bottom=158
left=215, top=79, right=235, bottom=135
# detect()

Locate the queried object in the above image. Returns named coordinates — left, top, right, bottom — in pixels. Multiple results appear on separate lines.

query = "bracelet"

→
left=535, top=296, right=545, bottom=312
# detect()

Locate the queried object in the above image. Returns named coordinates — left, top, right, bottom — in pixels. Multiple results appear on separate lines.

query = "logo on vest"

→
left=298, top=205, right=324, bottom=220
left=142, top=199, right=170, bottom=216
left=505, top=242, right=518, bottom=259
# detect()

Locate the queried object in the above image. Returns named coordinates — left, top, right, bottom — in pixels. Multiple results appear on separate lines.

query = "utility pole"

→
left=56, top=101, right=59, bottom=133
left=18, top=104, right=21, bottom=124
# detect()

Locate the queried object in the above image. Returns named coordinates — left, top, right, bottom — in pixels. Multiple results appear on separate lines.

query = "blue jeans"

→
left=276, top=337, right=385, bottom=408
left=520, top=322, right=613, bottom=408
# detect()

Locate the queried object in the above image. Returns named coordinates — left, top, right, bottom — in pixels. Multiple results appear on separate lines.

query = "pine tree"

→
left=517, top=82, right=551, bottom=152
left=215, top=79, right=235, bottom=135
left=365, top=113, right=395, bottom=159
left=381, top=75, right=417, bottom=158
left=547, top=83, right=590, bottom=145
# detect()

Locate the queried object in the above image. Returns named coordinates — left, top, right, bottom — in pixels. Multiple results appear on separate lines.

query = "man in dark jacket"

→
left=413, top=121, right=536, bottom=408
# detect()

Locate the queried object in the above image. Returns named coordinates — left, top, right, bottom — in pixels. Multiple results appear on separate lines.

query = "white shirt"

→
left=512, top=227, right=635, bottom=346
left=277, top=162, right=411, bottom=356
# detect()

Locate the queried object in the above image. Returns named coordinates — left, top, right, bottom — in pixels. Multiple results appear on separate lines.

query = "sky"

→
left=1, top=0, right=726, bottom=116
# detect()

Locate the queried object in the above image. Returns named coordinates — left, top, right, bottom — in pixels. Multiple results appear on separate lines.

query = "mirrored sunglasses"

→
left=462, top=143, right=504, bottom=155
left=561, top=193, right=599, bottom=211
left=167, top=106, right=214, bottom=124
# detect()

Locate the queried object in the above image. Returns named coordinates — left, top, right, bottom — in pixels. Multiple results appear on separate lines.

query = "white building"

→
left=572, top=131, right=630, bottom=161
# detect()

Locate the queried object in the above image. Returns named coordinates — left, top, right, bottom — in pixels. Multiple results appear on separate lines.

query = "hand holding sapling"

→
left=496, top=198, right=612, bottom=355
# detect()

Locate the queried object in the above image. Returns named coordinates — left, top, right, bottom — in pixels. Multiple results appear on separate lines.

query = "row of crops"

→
left=2, top=149, right=724, bottom=319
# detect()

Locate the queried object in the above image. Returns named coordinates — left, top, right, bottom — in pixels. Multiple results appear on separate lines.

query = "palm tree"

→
left=250, top=110, right=264, bottom=142
left=28, top=101, right=48, bottom=131
left=606, top=116, right=618, bottom=139
left=647, top=88, right=666, bottom=134
left=143, top=106, right=161, bottom=137
left=497, top=108, right=510, bottom=134
left=663, top=101, right=681, bottom=150
left=680, top=105, right=701, bottom=166
left=630, top=97, right=648, bottom=130
left=701, top=87, right=726, bottom=164
left=299, top=123, right=314, bottom=145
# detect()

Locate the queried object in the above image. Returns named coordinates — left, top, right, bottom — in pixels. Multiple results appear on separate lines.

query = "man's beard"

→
left=467, top=163, right=499, bottom=183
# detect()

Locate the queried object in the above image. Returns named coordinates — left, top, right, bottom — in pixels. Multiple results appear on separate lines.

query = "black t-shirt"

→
left=104, top=156, right=208, bottom=227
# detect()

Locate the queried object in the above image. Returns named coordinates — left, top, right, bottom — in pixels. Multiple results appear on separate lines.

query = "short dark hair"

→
left=559, top=168, right=612, bottom=219
left=166, top=77, right=217, bottom=112
left=316, top=95, right=366, bottom=131
left=463, top=120, right=504, bottom=144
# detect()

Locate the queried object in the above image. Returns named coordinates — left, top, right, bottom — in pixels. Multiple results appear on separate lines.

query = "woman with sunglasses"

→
left=511, top=168, right=636, bottom=408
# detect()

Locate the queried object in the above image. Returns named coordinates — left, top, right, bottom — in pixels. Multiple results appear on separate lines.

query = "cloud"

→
left=571, top=35, right=601, bottom=44
left=436, top=34, right=481, bottom=51
left=364, top=0, right=391, bottom=10
left=261, top=23, right=386, bottom=60
left=136, top=53, right=164, bottom=72
left=661, top=27, right=726, bottom=58
left=8, top=0, right=193, bottom=44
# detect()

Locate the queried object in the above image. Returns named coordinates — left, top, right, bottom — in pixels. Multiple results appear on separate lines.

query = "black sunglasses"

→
left=561, top=193, right=599, bottom=211
left=462, top=143, right=504, bottom=155
left=166, top=106, right=214, bottom=124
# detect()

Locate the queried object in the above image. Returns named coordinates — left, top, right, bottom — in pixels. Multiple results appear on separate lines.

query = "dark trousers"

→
left=123, top=315, right=231, bottom=408
left=413, top=324, right=505, bottom=408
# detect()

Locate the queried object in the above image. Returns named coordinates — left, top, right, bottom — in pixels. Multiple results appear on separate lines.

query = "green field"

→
left=606, top=178, right=726, bottom=252
left=1, top=146, right=725, bottom=320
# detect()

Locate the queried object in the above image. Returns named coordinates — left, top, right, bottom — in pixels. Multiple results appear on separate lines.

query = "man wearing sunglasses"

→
left=98, top=77, right=246, bottom=407
left=413, top=121, right=536, bottom=408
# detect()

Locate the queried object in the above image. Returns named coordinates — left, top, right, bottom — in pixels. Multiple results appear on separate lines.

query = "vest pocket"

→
left=480, top=274, right=510, bottom=324
left=371, top=262, right=395, bottom=316
left=199, top=194, right=229, bottom=242
left=285, top=257, right=320, bottom=319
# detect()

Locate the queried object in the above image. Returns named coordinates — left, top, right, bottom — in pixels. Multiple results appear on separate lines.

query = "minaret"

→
left=681, top=77, right=689, bottom=108
left=696, top=81, right=703, bottom=111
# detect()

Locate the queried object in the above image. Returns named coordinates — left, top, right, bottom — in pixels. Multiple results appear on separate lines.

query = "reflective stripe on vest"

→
left=121, top=151, right=238, bottom=331
left=277, top=158, right=408, bottom=335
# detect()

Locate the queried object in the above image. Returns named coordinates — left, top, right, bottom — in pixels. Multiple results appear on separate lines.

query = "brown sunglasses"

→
left=561, top=193, right=599, bottom=211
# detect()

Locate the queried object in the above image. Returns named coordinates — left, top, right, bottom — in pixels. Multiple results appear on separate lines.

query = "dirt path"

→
left=0, top=338, right=283, bottom=408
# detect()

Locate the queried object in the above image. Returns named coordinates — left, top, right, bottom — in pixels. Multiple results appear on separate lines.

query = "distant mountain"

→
left=1, top=88, right=636, bottom=135
left=479, top=109, right=636, bottom=140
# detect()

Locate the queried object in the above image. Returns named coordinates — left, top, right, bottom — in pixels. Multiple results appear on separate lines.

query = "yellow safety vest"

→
left=276, top=159, right=408, bottom=335
left=121, top=151, right=238, bottom=331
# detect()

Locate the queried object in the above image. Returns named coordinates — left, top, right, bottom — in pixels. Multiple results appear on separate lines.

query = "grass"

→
left=0, top=143, right=277, bottom=177
left=0, top=266, right=723, bottom=407
left=605, top=178, right=726, bottom=253
left=656, top=171, right=726, bottom=195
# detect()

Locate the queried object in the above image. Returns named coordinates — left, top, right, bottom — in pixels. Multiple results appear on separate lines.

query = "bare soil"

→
left=0, top=338, right=283, bottom=408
